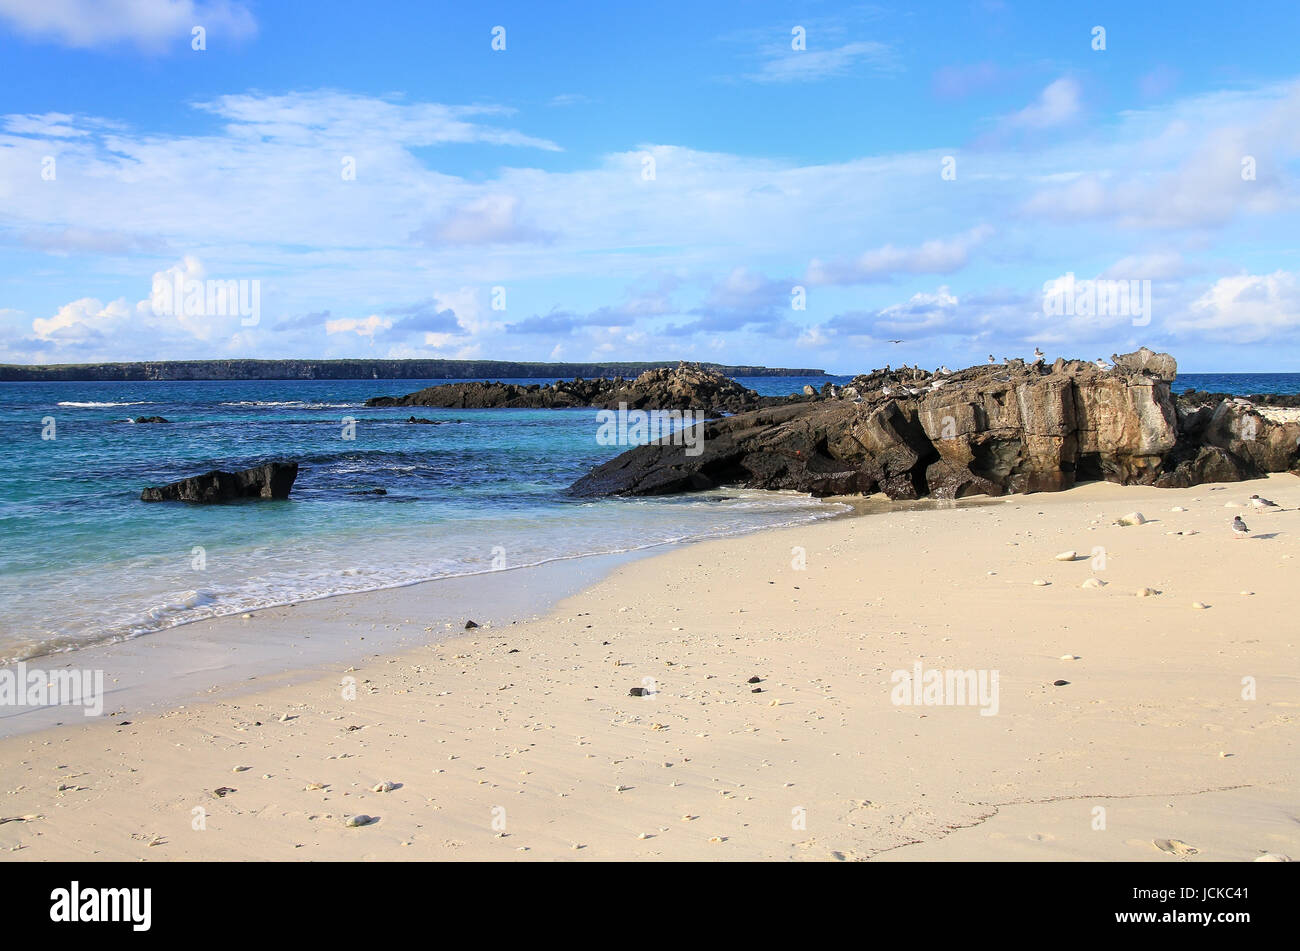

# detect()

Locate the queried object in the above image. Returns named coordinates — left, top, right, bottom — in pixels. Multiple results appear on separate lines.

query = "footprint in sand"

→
left=1153, top=838, right=1198, bottom=856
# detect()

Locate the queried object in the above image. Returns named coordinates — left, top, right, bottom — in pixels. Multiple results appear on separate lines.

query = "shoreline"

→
left=1, top=474, right=1296, bottom=860
left=1, top=493, right=853, bottom=738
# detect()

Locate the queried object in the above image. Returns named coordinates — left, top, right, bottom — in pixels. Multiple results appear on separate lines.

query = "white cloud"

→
left=1005, top=78, right=1081, bottom=130
left=806, top=226, right=993, bottom=285
left=1176, top=270, right=1300, bottom=343
left=32, top=296, right=132, bottom=339
left=0, top=0, right=256, bottom=52
left=750, top=41, right=897, bottom=83
left=326, top=315, right=393, bottom=339
left=412, top=194, right=553, bottom=246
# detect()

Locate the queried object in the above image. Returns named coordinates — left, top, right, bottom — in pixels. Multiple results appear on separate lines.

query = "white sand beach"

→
left=2, top=475, right=1296, bottom=861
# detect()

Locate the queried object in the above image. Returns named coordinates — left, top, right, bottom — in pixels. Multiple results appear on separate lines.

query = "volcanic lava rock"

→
left=570, top=350, right=1300, bottom=501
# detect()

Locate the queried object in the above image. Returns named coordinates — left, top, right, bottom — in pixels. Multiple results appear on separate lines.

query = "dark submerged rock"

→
left=140, top=461, right=298, bottom=503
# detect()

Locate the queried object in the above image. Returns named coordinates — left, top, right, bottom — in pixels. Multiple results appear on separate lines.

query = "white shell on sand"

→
left=344, top=814, right=373, bottom=827
left=371, top=780, right=396, bottom=792
left=1191, top=602, right=1210, bottom=610
left=1171, top=506, right=1187, bottom=512
left=1117, top=512, right=1146, bottom=526
left=1152, top=838, right=1198, bottom=856
left=1032, top=579, right=1050, bottom=586
left=1240, top=591, right=1254, bottom=596
left=1136, top=587, right=1159, bottom=597
left=1081, top=578, right=1106, bottom=589
left=1054, top=550, right=1077, bottom=561
left=1060, top=654, right=1080, bottom=660
left=1254, top=853, right=1292, bottom=862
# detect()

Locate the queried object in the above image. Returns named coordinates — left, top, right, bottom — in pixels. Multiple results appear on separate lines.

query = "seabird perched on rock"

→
left=906, top=387, right=920, bottom=396
left=1250, top=494, right=1279, bottom=510
left=929, top=379, right=947, bottom=390
left=1033, top=348, right=1045, bottom=363
left=988, top=354, right=996, bottom=364
left=881, top=386, right=892, bottom=397
left=939, top=365, right=951, bottom=375
left=1232, top=515, right=1251, bottom=538
left=1095, top=358, right=1114, bottom=371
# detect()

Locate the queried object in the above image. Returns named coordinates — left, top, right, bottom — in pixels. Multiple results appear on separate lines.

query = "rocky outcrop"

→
left=133, top=416, right=169, bottom=423
left=141, top=462, right=299, bottom=503
left=570, top=350, right=1299, bottom=500
left=367, top=363, right=788, bottom=415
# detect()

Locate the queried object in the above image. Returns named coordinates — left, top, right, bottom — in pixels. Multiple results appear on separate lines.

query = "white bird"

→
left=1250, top=494, right=1279, bottom=510
left=1003, top=356, right=1013, bottom=365
left=988, top=354, right=996, bottom=364
left=939, top=365, right=951, bottom=375
left=1095, top=358, right=1113, bottom=371
left=1033, top=348, right=1045, bottom=363
left=906, top=387, right=920, bottom=396
left=929, top=379, right=947, bottom=390
left=1232, top=515, right=1250, bottom=538
left=881, top=386, right=892, bottom=397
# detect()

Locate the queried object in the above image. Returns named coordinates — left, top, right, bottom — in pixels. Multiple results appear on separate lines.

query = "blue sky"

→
left=2, top=1, right=1299, bottom=372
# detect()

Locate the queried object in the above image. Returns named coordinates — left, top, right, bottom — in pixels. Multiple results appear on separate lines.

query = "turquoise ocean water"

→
left=0, top=372, right=1292, bottom=663
left=0, top=376, right=850, bottom=663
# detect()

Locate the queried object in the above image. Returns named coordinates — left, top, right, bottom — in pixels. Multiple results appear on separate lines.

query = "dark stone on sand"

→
left=464, top=620, right=479, bottom=629
left=629, top=687, right=646, bottom=697
left=747, top=676, right=761, bottom=684
left=1052, top=680, right=1070, bottom=687
left=751, top=687, right=763, bottom=693
left=140, top=461, right=298, bottom=503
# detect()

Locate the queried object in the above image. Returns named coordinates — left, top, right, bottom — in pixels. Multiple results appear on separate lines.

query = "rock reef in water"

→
left=569, top=349, right=1300, bottom=500
left=367, top=363, right=791, bottom=416
left=140, top=462, right=299, bottom=503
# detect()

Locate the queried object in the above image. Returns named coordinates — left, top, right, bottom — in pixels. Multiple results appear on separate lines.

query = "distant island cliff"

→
left=0, top=359, right=827, bottom=382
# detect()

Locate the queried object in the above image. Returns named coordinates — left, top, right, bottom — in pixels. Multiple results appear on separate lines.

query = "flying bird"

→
left=1232, top=515, right=1251, bottom=538
left=887, top=339, right=904, bottom=344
